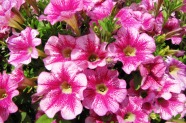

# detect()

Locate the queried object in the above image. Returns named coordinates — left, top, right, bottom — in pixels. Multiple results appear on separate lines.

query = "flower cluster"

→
left=0, top=0, right=186, bottom=122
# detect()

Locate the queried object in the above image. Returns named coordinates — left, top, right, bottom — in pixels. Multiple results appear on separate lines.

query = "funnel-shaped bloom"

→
left=44, top=0, right=83, bottom=35
left=108, top=27, right=156, bottom=74
left=43, top=34, right=76, bottom=70
left=71, top=33, right=107, bottom=69
left=88, top=0, right=114, bottom=22
left=7, top=27, right=41, bottom=66
left=139, top=56, right=166, bottom=90
left=117, top=97, right=149, bottom=123
left=83, top=66, right=127, bottom=116
left=0, top=0, right=25, bottom=32
left=44, top=0, right=83, bottom=25
left=0, top=69, right=23, bottom=122
left=154, top=93, right=186, bottom=120
left=37, top=62, right=87, bottom=120
left=165, top=57, right=186, bottom=90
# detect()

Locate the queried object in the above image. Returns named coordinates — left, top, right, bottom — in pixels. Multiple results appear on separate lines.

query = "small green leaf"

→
left=36, top=114, right=54, bottom=123
left=133, top=71, right=142, bottom=90
left=21, top=112, right=31, bottom=123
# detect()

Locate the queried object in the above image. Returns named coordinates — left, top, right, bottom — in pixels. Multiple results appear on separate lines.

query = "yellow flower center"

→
left=96, top=84, right=108, bottom=95
left=0, top=89, right=7, bottom=100
left=88, top=54, right=98, bottom=62
left=62, top=48, right=72, bottom=58
left=28, top=47, right=33, bottom=54
left=61, top=82, right=72, bottom=94
left=123, top=46, right=136, bottom=56
left=169, top=65, right=179, bottom=75
left=124, top=112, right=136, bottom=122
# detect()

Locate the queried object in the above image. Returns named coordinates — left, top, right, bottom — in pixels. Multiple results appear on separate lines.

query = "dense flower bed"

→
left=0, top=0, right=186, bottom=122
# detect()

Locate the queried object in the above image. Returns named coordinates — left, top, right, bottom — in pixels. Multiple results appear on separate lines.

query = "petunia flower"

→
left=37, top=62, right=87, bottom=120
left=154, top=93, right=186, bottom=120
left=43, top=34, right=76, bottom=70
left=0, top=0, right=25, bottom=32
left=139, top=56, right=166, bottom=90
left=83, top=66, right=127, bottom=116
left=88, top=0, right=114, bottom=23
left=7, top=27, right=41, bottom=66
left=165, top=56, right=186, bottom=90
left=85, top=110, right=117, bottom=123
left=71, top=33, right=108, bottom=69
left=0, top=69, right=23, bottom=122
left=108, top=27, right=156, bottom=74
left=117, top=96, right=149, bottom=123
left=44, top=0, right=83, bottom=35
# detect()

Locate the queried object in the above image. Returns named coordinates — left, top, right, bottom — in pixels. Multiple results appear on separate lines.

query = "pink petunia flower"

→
left=116, top=8, right=155, bottom=32
left=139, top=56, right=166, bottom=90
left=116, top=8, right=141, bottom=30
left=85, top=110, right=117, bottom=123
left=108, top=27, right=156, bottom=74
left=165, top=56, right=186, bottom=90
left=71, top=33, right=108, bottom=69
left=0, top=69, right=23, bottom=122
left=154, top=93, right=186, bottom=120
left=43, top=0, right=84, bottom=35
left=83, top=66, right=127, bottom=116
left=88, top=0, right=114, bottom=22
left=117, top=96, right=149, bottom=123
left=44, top=0, right=83, bottom=25
left=164, top=17, right=183, bottom=44
left=7, top=27, right=41, bottom=66
left=0, top=0, right=25, bottom=32
left=43, top=34, right=76, bottom=70
left=37, top=62, right=87, bottom=120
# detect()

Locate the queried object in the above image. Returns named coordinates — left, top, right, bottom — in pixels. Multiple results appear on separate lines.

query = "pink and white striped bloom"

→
left=116, top=8, right=155, bottom=32
left=117, top=97, right=149, bottom=123
left=37, top=62, right=87, bottom=120
left=44, top=0, right=83, bottom=25
left=165, top=56, right=186, bottom=90
left=108, top=27, right=156, bottom=74
left=71, top=33, right=108, bottom=69
left=88, top=0, right=114, bottom=22
left=0, top=0, right=25, bottom=33
left=43, top=34, right=76, bottom=70
left=0, top=69, right=23, bottom=122
left=83, top=66, right=127, bottom=116
left=7, top=27, right=41, bottom=66
left=154, top=93, right=186, bottom=120
left=139, top=56, right=166, bottom=90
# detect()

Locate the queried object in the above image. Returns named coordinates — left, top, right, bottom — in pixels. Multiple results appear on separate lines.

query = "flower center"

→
left=169, top=65, right=179, bottom=75
left=140, top=91, right=148, bottom=98
left=61, top=82, right=72, bottom=94
left=96, top=84, right=108, bottom=95
left=88, top=54, right=98, bottom=62
left=0, top=89, right=7, bottom=100
left=123, top=46, right=136, bottom=56
left=157, top=97, right=169, bottom=107
left=124, top=112, right=136, bottom=122
left=62, top=48, right=72, bottom=58
left=28, top=47, right=33, bottom=54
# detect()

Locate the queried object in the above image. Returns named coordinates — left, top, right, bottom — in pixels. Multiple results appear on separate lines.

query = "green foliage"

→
left=93, top=16, right=120, bottom=43
left=36, top=114, right=54, bottom=123
left=125, top=0, right=141, bottom=6
left=133, top=71, right=142, bottom=90
left=162, top=0, right=183, bottom=25
left=20, top=112, right=32, bottom=123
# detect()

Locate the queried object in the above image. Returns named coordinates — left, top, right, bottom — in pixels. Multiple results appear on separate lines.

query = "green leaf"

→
left=133, top=71, right=142, bottom=90
left=36, top=114, right=54, bottom=123
left=21, top=112, right=31, bottom=123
